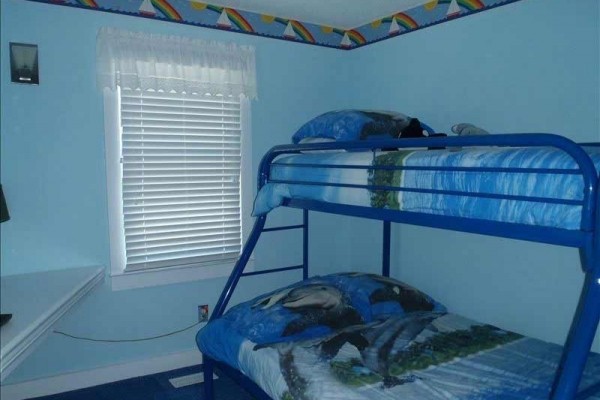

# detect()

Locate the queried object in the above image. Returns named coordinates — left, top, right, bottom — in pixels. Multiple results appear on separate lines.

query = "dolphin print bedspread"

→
left=196, top=273, right=600, bottom=400
left=253, top=146, right=600, bottom=230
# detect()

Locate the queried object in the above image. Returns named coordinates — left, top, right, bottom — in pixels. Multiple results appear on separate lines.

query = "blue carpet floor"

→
left=30, top=365, right=254, bottom=400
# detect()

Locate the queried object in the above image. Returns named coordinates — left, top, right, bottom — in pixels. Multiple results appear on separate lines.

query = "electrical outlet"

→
left=198, top=304, right=209, bottom=322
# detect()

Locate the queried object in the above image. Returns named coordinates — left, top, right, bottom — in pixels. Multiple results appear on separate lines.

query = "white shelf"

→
left=0, top=266, right=104, bottom=382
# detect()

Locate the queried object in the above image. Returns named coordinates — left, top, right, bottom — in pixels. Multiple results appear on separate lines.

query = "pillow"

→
left=202, top=275, right=365, bottom=348
left=292, top=110, right=427, bottom=144
left=205, top=273, right=445, bottom=347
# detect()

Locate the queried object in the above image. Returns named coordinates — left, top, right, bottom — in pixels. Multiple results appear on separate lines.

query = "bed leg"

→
left=303, top=209, right=309, bottom=280
left=203, top=357, right=215, bottom=400
left=550, top=251, right=600, bottom=399
left=382, top=221, right=391, bottom=277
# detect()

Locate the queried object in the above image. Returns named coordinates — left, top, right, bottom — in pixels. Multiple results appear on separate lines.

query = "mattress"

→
left=253, top=146, right=600, bottom=230
left=197, top=273, right=600, bottom=400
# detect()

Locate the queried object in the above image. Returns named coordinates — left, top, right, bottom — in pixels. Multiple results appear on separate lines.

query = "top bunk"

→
left=254, top=133, right=600, bottom=249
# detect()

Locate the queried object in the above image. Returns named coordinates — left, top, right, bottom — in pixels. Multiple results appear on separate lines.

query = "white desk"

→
left=0, top=266, right=104, bottom=382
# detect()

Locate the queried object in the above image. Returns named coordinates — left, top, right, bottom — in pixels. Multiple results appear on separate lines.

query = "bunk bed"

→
left=196, top=133, right=600, bottom=400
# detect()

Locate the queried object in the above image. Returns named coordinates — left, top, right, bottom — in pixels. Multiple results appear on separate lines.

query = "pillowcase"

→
left=211, top=275, right=371, bottom=346
left=206, top=273, right=446, bottom=347
left=292, top=110, right=428, bottom=144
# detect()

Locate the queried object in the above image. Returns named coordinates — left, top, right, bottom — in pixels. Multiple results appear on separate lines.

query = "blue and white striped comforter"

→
left=253, top=146, right=600, bottom=230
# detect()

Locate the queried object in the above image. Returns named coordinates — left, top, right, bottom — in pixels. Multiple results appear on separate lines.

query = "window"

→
left=98, top=28, right=256, bottom=289
left=104, top=89, right=252, bottom=289
left=120, top=89, right=244, bottom=271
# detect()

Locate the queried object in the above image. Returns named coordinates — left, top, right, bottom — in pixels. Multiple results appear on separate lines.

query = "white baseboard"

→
left=169, top=372, right=218, bottom=388
left=0, top=349, right=202, bottom=400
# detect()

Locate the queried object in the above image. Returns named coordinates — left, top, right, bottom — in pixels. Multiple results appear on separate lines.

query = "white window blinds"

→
left=119, top=88, right=242, bottom=271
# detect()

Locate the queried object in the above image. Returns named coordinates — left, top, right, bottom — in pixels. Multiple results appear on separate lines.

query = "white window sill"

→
left=110, top=258, right=254, bottom=291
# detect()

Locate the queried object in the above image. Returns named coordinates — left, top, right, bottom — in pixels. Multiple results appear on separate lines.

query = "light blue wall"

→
left=344, top=0, right=600, bottom=352
left=345, top=0, right=599, bottom=143
left=0, top=0, right=348, bottom=383
left=1, top=0, right=599, bottom=385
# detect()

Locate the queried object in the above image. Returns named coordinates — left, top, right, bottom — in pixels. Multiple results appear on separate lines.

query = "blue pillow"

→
left=206, top=275, right=372, bottom=346
left=292, top=110, right=430, bottom=144
left=201, top=273, right=445, bottom=347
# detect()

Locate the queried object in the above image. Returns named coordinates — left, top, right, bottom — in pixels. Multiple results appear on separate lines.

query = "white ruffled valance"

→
left=96, top=27, right=257, bottom=99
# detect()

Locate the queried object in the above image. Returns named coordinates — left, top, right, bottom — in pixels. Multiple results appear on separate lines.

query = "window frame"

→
left=103, top=87, right=254, bottom=291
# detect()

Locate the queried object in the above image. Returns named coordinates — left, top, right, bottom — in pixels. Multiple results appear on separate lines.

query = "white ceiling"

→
left=201, top=0, right=432, bottom=29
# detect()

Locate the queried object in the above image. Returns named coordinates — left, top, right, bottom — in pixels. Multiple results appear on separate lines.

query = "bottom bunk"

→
left=197, top=273, right=600, bottom=400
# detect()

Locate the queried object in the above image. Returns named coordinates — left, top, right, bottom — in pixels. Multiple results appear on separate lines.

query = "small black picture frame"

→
left=10, top=42, right=39, bottom=85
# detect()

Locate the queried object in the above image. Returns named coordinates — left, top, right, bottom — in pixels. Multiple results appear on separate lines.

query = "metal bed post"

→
left=203, top=357, right=215, bottom=399
left=551, top=176, right=600, bottom=400
left=303, top=209, right=309, bottom=280
left=382, top=221, right=391, bottom=277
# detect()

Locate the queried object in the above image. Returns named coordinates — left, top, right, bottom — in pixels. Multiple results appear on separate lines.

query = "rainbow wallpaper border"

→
left=25, top=0, right=524, bottom=49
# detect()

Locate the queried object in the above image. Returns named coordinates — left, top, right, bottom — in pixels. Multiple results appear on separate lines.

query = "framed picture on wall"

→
left=10, top=42, right=39, bottom=85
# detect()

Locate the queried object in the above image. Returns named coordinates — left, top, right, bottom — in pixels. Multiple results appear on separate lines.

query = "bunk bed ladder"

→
left=204, top=210, right=310, bottom=400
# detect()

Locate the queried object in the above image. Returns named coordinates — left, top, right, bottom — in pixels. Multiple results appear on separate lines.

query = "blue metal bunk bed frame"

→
left=202, top=134, right=600, bottom=400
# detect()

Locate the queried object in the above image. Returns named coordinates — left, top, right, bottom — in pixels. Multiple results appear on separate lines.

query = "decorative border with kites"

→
left=25, top=0, right=524, bottom=50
